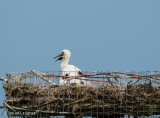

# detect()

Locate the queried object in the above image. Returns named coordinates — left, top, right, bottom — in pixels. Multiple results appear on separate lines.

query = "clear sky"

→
left=0, top=0, right=160, bottom=117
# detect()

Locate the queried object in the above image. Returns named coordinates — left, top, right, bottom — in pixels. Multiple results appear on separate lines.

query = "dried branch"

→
left=31, top=70, right=55, bottom=85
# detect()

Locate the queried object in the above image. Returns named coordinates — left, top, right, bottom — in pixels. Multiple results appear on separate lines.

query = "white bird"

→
left=54, top=49, right=91, bottom=85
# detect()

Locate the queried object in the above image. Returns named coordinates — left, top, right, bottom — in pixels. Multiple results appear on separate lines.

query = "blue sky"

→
left=0, top=0, right=160, bottom=117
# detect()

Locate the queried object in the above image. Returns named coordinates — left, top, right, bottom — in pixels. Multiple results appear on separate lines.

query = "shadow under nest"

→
left=3, top=81, right=160, bottom=117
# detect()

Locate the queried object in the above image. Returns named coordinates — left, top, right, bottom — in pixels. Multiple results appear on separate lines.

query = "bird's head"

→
left=54, top=49, right=71, bottom=62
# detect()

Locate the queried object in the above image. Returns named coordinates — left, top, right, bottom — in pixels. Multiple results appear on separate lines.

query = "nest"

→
left=3, top=80, right=160, bottom=117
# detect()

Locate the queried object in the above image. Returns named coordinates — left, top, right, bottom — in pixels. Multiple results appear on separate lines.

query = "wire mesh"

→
left=1, top=71, right=160, bottom=118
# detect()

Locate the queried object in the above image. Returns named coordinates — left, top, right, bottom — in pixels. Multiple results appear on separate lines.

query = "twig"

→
left=31, top=70, right=55, bottom=85
left=44, top=73, right=160, bottom=79
left=23, top=98, right=61, bottom=109
left=37, top=84, right=57, bottom=94
left=64, top=97, right=90, bottom=106
left=0, top=78, right=8, bottom=83
left=4, top=101, right=16, bottom=111
left=0, top=106, right=6, bottom=109
left=88, top=104, right=114, bottom=109
left=1, top=108, right=5, bottom=117
left=76, top=77, right=119, bottom=83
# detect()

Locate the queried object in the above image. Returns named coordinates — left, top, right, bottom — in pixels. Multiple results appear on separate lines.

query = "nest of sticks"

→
left=2, top=71, right=160, bottom=117
left=3, top=80, right=160, bottom=117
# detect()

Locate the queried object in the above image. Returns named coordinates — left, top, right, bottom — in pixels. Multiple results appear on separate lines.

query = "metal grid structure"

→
left=1, top=71, right=160, bottom=118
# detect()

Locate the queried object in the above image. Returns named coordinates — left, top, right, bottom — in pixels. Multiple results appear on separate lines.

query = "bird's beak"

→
left=54, top=53, right=63, bottom=62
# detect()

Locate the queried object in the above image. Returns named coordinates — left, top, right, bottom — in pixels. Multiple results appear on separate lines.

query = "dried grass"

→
left=3, top=80, right=160, bottom=117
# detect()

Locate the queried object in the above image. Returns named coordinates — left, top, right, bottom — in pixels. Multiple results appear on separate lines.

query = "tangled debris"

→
left=1, top=71, right=160, bottom=117
left=2, top=82, right=160, bottom=117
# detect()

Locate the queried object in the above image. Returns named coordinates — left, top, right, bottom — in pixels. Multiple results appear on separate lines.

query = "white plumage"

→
left=54, top=49, right=91, bottom=85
